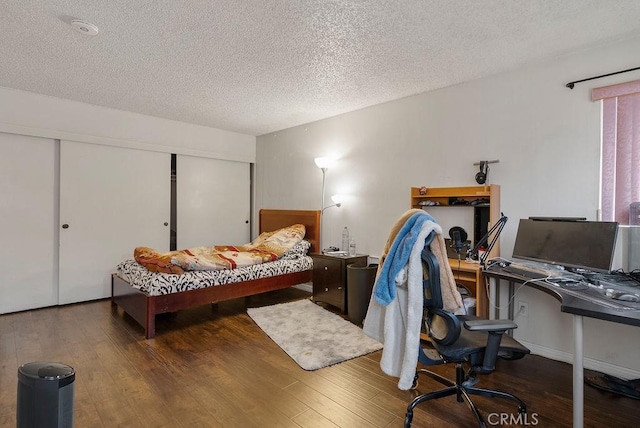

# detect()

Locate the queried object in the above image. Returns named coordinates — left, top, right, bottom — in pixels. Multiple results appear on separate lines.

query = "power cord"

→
left=484, top=273, right=555, bottom=312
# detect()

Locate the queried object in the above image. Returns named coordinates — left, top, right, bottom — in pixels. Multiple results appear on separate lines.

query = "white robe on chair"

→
left=363, top=216, right=464, bottom=390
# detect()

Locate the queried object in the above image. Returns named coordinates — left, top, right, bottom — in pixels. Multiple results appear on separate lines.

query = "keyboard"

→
left=502, top=264, right=552, bottom=279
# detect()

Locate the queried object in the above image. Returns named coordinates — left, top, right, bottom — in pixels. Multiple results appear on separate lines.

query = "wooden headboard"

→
left=259, top=209, right=321, bottom=254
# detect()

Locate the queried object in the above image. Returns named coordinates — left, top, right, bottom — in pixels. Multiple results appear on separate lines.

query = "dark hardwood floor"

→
left=0, top=288, right=637, bottom=427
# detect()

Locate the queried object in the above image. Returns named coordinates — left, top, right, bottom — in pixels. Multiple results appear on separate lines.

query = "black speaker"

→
left=474, top=206, right=490, bottom=246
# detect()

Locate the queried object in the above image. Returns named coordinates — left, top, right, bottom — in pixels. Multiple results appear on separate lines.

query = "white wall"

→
left=0, top=87, right=255, bottom=161
left=256, top=35, right=640, bottom=376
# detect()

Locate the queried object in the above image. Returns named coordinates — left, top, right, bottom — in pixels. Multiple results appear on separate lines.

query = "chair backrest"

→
left=421, top=246, right=461, bottom=347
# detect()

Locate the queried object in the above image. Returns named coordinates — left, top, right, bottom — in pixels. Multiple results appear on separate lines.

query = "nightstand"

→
left=311, top=253, right=368, bottom=313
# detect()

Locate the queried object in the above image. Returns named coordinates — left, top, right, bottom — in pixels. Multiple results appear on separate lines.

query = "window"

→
left=593, top=80, right=640, bottom=225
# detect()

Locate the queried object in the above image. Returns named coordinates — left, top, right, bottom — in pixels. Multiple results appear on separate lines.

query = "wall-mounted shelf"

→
left=410, top=185, right=501, bottom=257
left=410, top=185, right=497, bottom=208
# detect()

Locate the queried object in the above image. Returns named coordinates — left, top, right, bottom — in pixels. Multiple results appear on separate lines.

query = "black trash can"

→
left=17, top=362, right=75, bottom=428
left=347, top=263, right=378, bottom=325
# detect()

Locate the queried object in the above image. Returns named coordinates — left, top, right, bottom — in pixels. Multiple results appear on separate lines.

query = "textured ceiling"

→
left=2, top=1, right=640, bottom=136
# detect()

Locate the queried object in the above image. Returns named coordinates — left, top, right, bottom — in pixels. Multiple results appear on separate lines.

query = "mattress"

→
left=116, top=253, right=313, bottom=296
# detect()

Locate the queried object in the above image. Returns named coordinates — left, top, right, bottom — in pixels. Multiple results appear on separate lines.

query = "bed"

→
left=111, top=209, right=321, bottom=338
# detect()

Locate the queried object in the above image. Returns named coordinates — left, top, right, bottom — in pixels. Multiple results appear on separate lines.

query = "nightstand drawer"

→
left=311, top=253, right=367, bottom=313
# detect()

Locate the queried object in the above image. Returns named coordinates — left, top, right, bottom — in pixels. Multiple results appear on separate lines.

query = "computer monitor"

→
left=512, top=218, right=619, bottom=273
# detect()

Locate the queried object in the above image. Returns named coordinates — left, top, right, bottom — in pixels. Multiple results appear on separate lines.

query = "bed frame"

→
left=111, top=209, right=321, bottom=339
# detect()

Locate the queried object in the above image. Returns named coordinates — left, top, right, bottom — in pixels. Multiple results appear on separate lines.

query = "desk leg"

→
left=491, top=277, right=498, bottom=320
left=477, top=273, right=489, bottom=318
left=507, top=282, right=514, bottom=320
left=573, top=315, right=584, bottom=428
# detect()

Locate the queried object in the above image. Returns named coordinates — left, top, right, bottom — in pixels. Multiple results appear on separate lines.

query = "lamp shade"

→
left=330, top=194, right=344, bottom=204
left=314, top=157, right=336, bottom=169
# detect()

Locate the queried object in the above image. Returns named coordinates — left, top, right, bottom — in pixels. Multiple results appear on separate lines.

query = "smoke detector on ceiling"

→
left=70, top=20, right=99, bottom=36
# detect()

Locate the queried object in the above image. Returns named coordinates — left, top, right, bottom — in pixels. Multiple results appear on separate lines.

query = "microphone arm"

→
left=468, top=213, right=508, bottom=267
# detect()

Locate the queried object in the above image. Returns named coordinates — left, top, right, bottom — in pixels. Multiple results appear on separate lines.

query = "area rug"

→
left=247, top=299, right=382, bottom=370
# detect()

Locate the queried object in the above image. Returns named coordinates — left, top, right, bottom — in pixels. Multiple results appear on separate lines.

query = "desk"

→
left=448, top=258, right=486, bottom=316
left=483, top=266, right=640, bottom=428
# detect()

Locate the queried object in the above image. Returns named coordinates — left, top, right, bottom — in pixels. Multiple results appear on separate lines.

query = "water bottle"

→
left=349, top=238, right=356, bottom=256
left=341, top=227, right=350, bottom=252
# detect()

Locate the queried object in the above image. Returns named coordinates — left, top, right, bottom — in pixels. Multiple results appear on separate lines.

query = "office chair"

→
left=405, top=246, right=530, bottom=428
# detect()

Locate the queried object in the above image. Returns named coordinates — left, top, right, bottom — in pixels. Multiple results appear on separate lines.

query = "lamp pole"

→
left=320, top=167, right=327, bottom=215
left=319, top=167, right=327, bottom=249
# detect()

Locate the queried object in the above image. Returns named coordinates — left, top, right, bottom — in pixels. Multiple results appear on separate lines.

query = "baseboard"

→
left=520, top=340, right=640, bottom=379
left=293, top=282, right=312, bottom=293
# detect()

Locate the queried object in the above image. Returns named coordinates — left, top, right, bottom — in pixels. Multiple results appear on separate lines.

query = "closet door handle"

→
left=62, top=224, right=69, bottom=229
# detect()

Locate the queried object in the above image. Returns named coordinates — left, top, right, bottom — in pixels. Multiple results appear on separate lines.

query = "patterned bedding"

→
left=116, top=240, right=313, bottom=296
left=134, top=223, right=306, bottom=274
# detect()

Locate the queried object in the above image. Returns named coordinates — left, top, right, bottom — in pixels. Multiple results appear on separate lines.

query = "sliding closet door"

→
left=176, top=155, right=250, bottom=248
left=0, top=133, right=57, bottom=314
left=59, top=141, right=170, bottom=304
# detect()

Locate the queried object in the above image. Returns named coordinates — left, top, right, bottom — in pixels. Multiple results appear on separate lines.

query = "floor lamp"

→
left=315, top=157, right=339, bottom=249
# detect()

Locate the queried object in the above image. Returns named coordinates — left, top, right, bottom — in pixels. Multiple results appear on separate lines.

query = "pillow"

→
left=280, top=240, right=311, bottom=260
left=240, top=224, right=306, bottom=254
